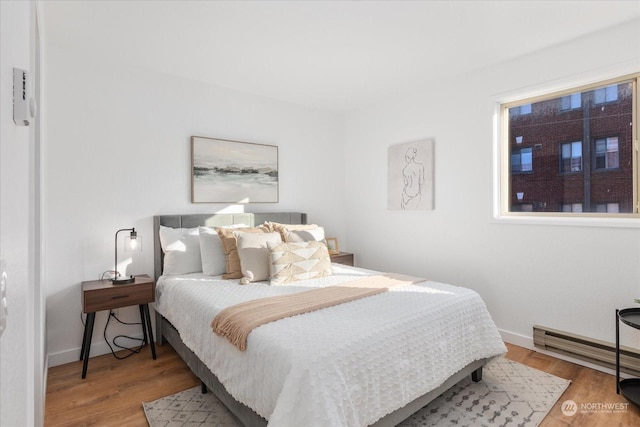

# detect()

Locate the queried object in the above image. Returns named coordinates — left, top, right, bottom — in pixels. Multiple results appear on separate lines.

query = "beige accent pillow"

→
left=217, top=226, right=267, bottom=279
left=235, top=232, right=283, bottom=284
left=263, top=221, right=321, bottom=242
left=267, top=240, right=333, bottom=285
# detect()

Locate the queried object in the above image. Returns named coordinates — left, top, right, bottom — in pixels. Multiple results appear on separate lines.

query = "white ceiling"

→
left=42, top=1, right=640, bottom=113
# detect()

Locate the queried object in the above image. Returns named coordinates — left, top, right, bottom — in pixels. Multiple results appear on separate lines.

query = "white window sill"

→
left=493, top=213, right=640, bottom=228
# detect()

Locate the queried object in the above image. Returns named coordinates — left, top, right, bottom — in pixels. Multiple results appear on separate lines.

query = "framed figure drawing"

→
left=192, top=136, right=279, bottom=203
left=387, top=138, right=434, bottom=210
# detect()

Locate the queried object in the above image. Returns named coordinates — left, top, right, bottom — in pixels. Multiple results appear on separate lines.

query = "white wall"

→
left=0, top=1, right=44, bottom=425
left=45, top=47, right=346, bottom=365
left=43, top=1, right=640, bottom=378
left=344, top=20, right=640, bottom=349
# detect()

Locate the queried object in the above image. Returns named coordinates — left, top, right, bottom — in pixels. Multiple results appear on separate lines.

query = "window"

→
left=596, top=203, right=620, bottom=213
left=594, top=137, right=619, bottom=169
left=560, top=93, right=581, bottom=110
left=594, top=84, right=618, bottom=104
left=512, top=203, right=533, bottom=212
left=510, top=103, right=532, bottom=116
left=561, top=141, right=582, bottom=172
left=501, top=74, right=637, bottom=217
left=562, top=203, right=583, bottom=213
left=511, top=147, right=532, bottom=173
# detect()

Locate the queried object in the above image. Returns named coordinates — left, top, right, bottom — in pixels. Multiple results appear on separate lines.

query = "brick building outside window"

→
left=507, top=80, right=634, bottom=214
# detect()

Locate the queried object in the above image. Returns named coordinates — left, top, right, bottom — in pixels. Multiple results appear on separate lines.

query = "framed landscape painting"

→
left=191, top=136, right=279, bottom=203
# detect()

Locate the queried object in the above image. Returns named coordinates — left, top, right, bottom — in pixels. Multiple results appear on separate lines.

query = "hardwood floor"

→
left=45, top=344, right=200, bottom=426
left=45, top=342, right=639, bottom=426
left=505, top=343, right=640, bottom=427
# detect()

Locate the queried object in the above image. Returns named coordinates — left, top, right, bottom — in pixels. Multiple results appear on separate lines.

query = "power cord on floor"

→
left=103, top=309, right=145, bottom=360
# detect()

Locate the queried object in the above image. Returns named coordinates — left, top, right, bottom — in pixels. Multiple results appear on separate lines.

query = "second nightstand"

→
left=80, top=274, right=156, bottom=378
left=330, top=252, right=354, bottom=266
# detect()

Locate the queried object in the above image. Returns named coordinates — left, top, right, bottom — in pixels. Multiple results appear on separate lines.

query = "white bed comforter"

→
left=155, top=265, right=506, bottom=427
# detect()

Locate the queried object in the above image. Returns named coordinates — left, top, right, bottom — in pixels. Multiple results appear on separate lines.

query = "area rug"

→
left=143, top=357, right=570, bottom=427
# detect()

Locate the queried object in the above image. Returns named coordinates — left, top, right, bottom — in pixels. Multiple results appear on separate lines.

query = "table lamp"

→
left=112, top=227, right=138, bottom=284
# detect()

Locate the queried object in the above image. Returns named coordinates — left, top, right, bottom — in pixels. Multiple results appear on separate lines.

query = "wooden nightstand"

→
left=330, top=252, right=354, bottom=266
left=80, top=274, right=156, bottom=378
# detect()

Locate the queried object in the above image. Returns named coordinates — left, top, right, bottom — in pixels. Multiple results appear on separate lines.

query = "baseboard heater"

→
left=533, top=325, right=640, bottom=376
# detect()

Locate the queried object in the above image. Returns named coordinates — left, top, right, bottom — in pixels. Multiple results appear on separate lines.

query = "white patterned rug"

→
left=143, top=357, right=570, bottom=427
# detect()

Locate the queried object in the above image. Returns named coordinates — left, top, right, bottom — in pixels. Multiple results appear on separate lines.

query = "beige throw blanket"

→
left=211, top=273, right=424, bottom=351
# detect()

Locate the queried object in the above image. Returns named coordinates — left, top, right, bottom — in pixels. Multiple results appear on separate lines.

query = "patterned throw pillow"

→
left=267, top=241, right=333, bottom=285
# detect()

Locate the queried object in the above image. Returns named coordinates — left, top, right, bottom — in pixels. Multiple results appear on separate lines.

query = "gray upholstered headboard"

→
left=153, top=212, right=307, bottom=280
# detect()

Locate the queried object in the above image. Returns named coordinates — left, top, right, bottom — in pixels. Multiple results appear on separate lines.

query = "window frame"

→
left=496, top=72, right=639, bottom=224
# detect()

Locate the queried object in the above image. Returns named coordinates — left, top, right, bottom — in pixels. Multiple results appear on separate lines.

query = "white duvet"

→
left=155, top=265, right=506, bottom=427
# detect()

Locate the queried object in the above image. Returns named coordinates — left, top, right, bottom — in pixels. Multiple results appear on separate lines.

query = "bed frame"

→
left=153, top=212, right=487, bottom=427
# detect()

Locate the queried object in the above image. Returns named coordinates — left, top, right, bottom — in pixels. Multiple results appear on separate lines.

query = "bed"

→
left=152, top=212, right=506, bottom=427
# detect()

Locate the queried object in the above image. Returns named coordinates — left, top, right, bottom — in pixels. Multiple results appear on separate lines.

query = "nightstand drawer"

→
left=82, top=277, right=155, bottom=313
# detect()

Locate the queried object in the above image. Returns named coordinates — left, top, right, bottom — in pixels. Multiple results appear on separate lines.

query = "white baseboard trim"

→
left=499, top=328, right=533, bottom=349
left=47, top=333, right=145, bottom=368
left=499, top=328, right=631, bottom=379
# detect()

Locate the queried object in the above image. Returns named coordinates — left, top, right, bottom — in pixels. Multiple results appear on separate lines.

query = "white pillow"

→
left=285, top=226, right=325, bottom=243
left=199, top=227, right=226, bottom=276
left=159, top=225, right=202, bottom=275
left=235, top=231, right=282, bottom=284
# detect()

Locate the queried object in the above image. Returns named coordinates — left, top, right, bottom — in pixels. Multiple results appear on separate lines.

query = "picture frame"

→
left=191, top=136, right=279, bottom=203
left=387, top=138, right=435, bottom=210
left=326, top=237, right=339, bottom=255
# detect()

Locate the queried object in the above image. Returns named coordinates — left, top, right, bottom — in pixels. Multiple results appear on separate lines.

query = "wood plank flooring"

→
left=505, top=344, right=640, bottom=427
left=45, top=342, right=639, bottom=426
left=45, top=344, right=200, bottom=426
